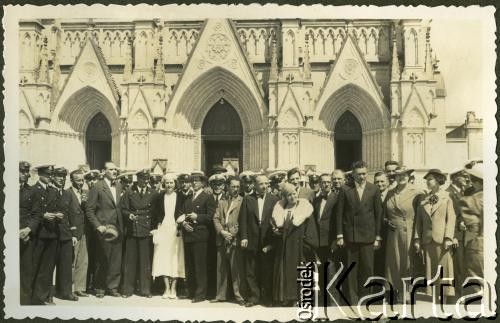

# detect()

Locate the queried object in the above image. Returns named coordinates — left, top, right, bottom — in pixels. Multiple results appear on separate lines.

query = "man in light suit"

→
left=85, top=162, right=123, bottom=298
left=336, top=161, right=383, bottom=303
left=67, top=170, right=89, bottom=297
left=239, top=175, right=279, bottom=307
left=212, top=175, right=245, bottom=305
left=287, top=167, right=315, bottom=203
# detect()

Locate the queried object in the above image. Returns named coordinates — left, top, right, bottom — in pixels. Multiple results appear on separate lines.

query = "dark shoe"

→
left=191, top=298, right=205, bottom=303
left=144, top=294, right=152, bottom=298
left=245, top=301, right=256, bottom=307
left=107, top=290, right=121, bottom=297
left=96, top=293, right=104, bottom=298
left=237, top=300, right=246, bottom=306
left=43, top=300, right=56, bottom=305
left=58, top=294, right=79, bottom=301
left=209, top=299, right=224, bottom=303
left=75, top=291, right=89, bottom=297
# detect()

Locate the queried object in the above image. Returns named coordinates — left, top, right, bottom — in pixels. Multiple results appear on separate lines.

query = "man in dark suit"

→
left=31, top=165, right=65, bottom=305
left=83, top=169, right=99, bottom=294
left=336, top=161, right=383, bottom=303
left=19, top=161, right=38, bottom=305
left=121, top=169, right=158, bottom=298
left=373, top=171, right=390, bottom=279
left=239, top=175, right=279, bottom=307
left=85, top=162, right=123, bottom=298
left=312, top=172, right=341, bottom=306
left=179, top=171, right=217, bottom=302
left=67, top=170, right=89, bottom=297
left=287, top=167, right=315, bottom=203
left=50, top=167, right=78, bottom=301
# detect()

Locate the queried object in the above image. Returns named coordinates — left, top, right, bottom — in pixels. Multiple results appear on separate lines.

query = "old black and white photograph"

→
left=3, top=3, right=497, bottom=321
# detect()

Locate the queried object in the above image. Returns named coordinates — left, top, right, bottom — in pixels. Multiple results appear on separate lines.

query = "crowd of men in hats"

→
left=18, top=157, right=484, bottom=306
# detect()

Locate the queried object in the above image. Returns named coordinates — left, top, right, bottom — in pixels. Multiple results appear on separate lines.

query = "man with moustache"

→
left=85, top=162, right=123, bottom=298
left=287, top=167, right=315, bottom=203
left=336, top=161, right=383, bottom=303
left=121, top=169, right=158, bottom=298
left=66, top=170, right=89, bottom=297
left=179, top=171, right=217, bottom=303
left=384, top=160, right=399, bottom=190
left=239, top=175, right=279, bottom=307
left=212, top=176, right=245, bottom=305
left=19, top=161, right=38, bottom=305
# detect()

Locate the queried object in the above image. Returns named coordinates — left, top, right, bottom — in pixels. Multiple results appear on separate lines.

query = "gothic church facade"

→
left=18, top=18, right=482, bottom=175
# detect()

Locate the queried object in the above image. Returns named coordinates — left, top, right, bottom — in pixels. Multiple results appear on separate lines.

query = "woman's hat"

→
left=465, top=163, right=483, bottom=179
left=423, top=168, right=447, bottom=181
left=103, top=224, right=120, bottom=242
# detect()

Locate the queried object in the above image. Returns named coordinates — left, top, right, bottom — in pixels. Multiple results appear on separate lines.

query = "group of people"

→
left=19, top=158, right=484, bottom=306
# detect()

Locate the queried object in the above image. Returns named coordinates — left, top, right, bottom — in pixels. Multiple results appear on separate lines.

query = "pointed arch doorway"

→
left=86, top=112, right=112, bottom=170
left=201, top=100, right=243, bottom=176
left=334, top=111, right=362, bottom=171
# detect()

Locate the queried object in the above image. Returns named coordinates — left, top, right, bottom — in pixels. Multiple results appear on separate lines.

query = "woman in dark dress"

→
left=271, top=183, right=315, bottom=306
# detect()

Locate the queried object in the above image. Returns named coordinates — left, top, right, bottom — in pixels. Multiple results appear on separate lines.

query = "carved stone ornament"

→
left=79, top=61, right=98, bottom=82
left=340, top=58, right=361, bottom=80
left=197, top=58, right=207, bottom=70
left=206, top=33, right=231, bottom=62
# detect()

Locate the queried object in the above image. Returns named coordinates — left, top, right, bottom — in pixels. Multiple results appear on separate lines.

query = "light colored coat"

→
left=415, top=189, right=456, bottom=245
left=213, top=195, right=243, bottom=246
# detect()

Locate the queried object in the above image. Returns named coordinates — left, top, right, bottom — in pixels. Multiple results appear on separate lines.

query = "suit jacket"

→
left=415, top=189, right=456, bottom=245
left=56, top=189, right=73, bottom=241
left=239, top=192, right=279, bottom=252
left=312, top=190, right=339, bottom=248
left=459, top=190, right=483, bottom=237
left=180, top=190, right=217, bottom=243
left=213, top=195, right=243, bottom=247
left=298, top=187, right=315, bottom=204
left=65, top=187, right=86, bottom=240
left=31, top=183, right=70, bottom=240
left=336, top=182, right=383, bottom=244
left=19, top=183, right=40, bottom=233
left=121, top=184, right=158, bottom=237
left=152, top=191, right=183, bottom=229
left=85, top=179, right=123, bottom=233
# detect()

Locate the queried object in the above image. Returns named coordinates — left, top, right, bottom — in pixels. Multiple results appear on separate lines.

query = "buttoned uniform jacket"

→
left=213, top=195, right=243, bottom=247
left=335, top=182, right=383, bottom=244
left=180, top=190, right=217, bottom=243
left=239, top=193, right=280, bottom=252
left=312, top=190, right=339, bottom=249
left=20, top=183, right=40, bottom=234
left=56, top=189, right=73, bottom=242
left=85, top=179, right=123, bottom=233
left=121, top=184, right=158, bottom=237
left=415, top=189, right=456, bottom=245
left=64, top=188, right=87, bottom=240
left=31, top=183, right=70, bottom=240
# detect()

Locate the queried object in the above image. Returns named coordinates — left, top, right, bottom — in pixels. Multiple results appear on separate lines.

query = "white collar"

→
left=38, top=180, right=47, bottom=190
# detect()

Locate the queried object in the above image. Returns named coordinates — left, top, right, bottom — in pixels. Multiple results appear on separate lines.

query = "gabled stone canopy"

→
left=51, top=38, right=120, bottom=133
left=314, top=34, right=389, bottom=131
left=166, top=19, right=266, bottom=132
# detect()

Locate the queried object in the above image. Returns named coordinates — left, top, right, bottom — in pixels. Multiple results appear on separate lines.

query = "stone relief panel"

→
left=404, top=108, right=425, bottom=128
left=131, top=133, right=149, bottom=168
left=165, top=29, right=199, bottom=64
left=280, top=132, right=299, bottom=168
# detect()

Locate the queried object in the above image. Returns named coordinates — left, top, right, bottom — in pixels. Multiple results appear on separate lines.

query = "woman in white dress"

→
left=151, top=173, right=185, bottom=299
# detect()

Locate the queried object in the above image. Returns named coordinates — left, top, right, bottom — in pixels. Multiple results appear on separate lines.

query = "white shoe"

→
left=162, top=293, right=169, bottom=299
left=168, top=290, right=177, bottom=299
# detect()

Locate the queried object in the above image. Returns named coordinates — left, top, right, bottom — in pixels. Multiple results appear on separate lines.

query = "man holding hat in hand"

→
left=120, top=168, right=158, bottom=298
left=85, top=162, right=123, bottom=298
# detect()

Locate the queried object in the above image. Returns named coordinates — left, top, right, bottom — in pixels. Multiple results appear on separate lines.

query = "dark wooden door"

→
left=86, top=140, right=111, bottom=171
left=204, top=140, right=242, bottom=176
left=335, top=139, right=362, bottom=171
